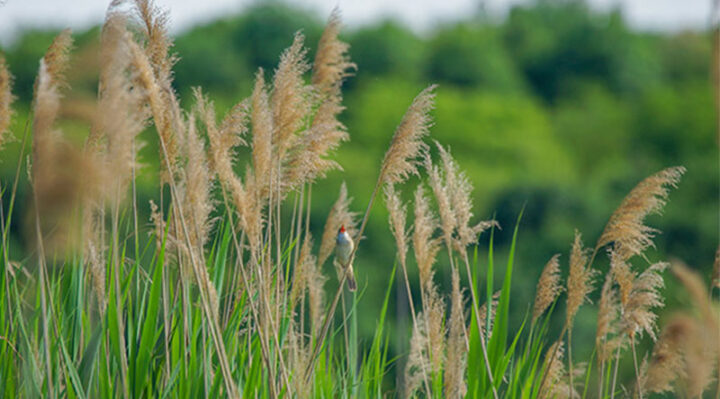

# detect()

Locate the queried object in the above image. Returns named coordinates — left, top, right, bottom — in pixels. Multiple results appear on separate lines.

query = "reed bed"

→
left=0, top=1, right=717, bottom=398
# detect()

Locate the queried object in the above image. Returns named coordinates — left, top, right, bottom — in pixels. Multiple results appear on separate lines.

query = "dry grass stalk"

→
left=287, top=321, right=312, bottom=397
left=405, top=312, right=431, bottom=398
left=380, top=85, right=436, bottom=186
left=318, top=182, right=358, bottom=267
left=445, top=268, right=467, bottom=398
left=596, top=273, right=624, bottom=362
left=596, top=167, right=685, bottom=260
left=181, top=114, right=215, bottom=257
left=533, top=254, right=563, bottom=323
left=0, top=55, right=14, bottom=148
left=412, top=185, right=441, bottom=287
left=540, top=341, right=577, bottom=399
left=291, top=235, right=326, bottom=335
left=565, top=231, right=596, bottom=329
left=424, top=282, right=446, bottom=374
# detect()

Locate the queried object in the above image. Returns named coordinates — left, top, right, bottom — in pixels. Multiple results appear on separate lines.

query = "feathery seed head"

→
left=565, top=230, right=596, bottom=330
left=622, top=261, right=669, bottom=340
left=596, top=273, right=624, bottom=361
left=0, top=55, right=15, bottom=148
left=533, top=254, right=563, bottom=323
left=385, top=184, right=409, bottom=269
left=445, top=268, right=467, bottom=398
left=251, top=68, right=274, bottom=201
left=380, top=85, right=435, bottom=186
left=597, top=167, right=685, bottom=260
left=413, top=184, right=441, bottom=286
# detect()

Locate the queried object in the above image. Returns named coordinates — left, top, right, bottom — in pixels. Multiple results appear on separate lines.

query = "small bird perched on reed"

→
left=335, top=225, right=356, bottom=291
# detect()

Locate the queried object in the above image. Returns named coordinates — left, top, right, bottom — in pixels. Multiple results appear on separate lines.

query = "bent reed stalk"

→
left=2, top=1, right=716, bottom=398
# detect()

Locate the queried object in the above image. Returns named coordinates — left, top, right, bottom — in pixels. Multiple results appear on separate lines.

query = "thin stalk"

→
left=569, top=328, right=574, bottom=398
left=111, top=197, right=130, bottom=399
left=304, top=176, right=383, bottom=380
left=461, top=250, right=499, bottom=399
left=397, top=255, right=431, bottom=395
left=538, top=324, right=569, bottom=396
left=218, top=184, right=288, bottom=396
left=599, top=358, right=605, bottom=399
left=156, top=137, right=239, bottom=398
left=630, top=336, right=642, bottom=399
left=610, top=343, right=622, bottom=399
left=33, top=216, right=54, bottom=397
left=1, top=120, right=30, bottom=328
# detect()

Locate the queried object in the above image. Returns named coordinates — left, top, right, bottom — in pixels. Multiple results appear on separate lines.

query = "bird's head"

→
left=339, top=225, right=346, bottom=234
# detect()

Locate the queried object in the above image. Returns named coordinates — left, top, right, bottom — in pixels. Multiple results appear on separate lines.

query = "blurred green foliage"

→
left=1, top=0, right=717, bottom=371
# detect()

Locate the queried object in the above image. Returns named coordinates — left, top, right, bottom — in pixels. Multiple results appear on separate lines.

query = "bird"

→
left=335, top=225, right=357, bottom=291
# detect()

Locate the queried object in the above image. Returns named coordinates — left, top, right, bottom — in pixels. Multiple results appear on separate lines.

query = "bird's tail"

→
left=346, top=265, right=357, bottom=292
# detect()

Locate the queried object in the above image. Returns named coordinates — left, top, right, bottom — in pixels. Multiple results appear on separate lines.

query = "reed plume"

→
left=291, top=234, right=326, bottom=334
left=95, top=13, right=147, bottom=202
left=196, top=88, right=249, bottom=192
left=312, top=8, right=355, bottom=94
left=565, top=231, right=596, bottom=329
left=385, top=184, right=409, bottom=270
left=533, top=254, right=563, bottom=323
left=540, top=341, right=577, bottom=399
left=596, top=167, right=685, bottom=260
left=131, top=0, right=176, bottom=83
left=182, top=113, right=214, bottom=252
left=596, top=273, right=624, bottom=362
left=405, top=311, right=430, bottom=398
left=271, top=33, right=311, bottom=167
left=284, top=9, right=354, bottom=186
left=413, top=185, right=441, bottom=287
left=250, top=68, right=273, bottom=200
left=380, top=85, right=436, bottom=186
left=671, top=262, right=720, bottom=397
left=128, top=0, right=182, bottom=181
left=426, top=153, right=456, bottom=248
left=0, top=55, right=14, bottom=148
left=32, top=30, right=95, bottom=252
left=642, top=309, right=717, bottom=398
left=643, top=314, right=692, bottom=394
left=610, top=249, right=669, bottom=341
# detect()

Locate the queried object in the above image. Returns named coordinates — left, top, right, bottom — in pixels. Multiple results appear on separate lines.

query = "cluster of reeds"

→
left=0, top=1, right=718, bottom=398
